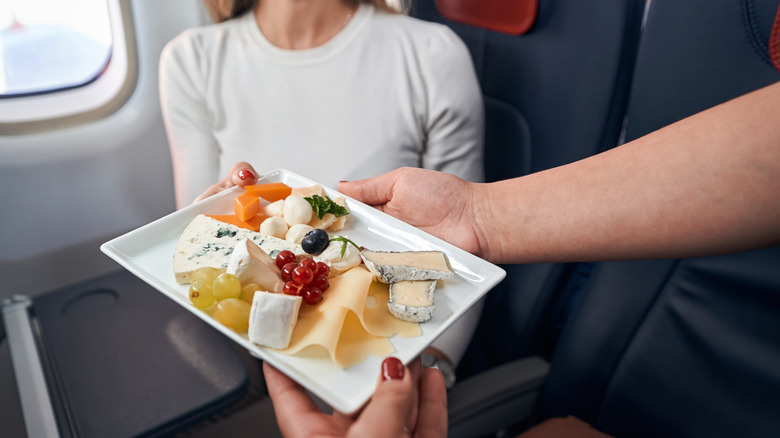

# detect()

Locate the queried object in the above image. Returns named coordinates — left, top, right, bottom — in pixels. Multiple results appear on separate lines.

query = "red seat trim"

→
left=770, top=2, right=780, bottom=72
left=433, top=0, right=538, bottom=35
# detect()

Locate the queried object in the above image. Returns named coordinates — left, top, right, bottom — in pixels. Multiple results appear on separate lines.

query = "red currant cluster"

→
left=275, top=250, right=330, bottom=305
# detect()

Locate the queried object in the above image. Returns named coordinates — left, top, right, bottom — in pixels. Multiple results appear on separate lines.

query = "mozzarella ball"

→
left=263, top=200, right=285, bottom=217
left=314, top=240, right=362, bottom=274
left=259, top=217, right=289, bottom=239
left=285, top=224, right=314, bottom=244
left=283, top=195, right=313, bottom=226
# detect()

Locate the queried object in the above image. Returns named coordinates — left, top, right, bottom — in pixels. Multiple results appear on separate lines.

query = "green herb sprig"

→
left=304, top=194, right=349, bottom=220
left=329, top=235, right=362, bottom=259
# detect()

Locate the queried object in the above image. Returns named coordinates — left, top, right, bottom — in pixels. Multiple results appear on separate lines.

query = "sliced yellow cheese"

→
left=281, top=266, right=420, bottom=368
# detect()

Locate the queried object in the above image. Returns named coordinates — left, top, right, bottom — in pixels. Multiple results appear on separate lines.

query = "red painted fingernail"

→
left=339, top=180, right=349, bottom=183
left=238, top=169, right=255, bottom=180
left=382, top=357, right=404, bottom=381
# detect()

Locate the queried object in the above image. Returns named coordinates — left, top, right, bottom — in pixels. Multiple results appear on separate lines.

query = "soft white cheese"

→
left=360, top=250, right=454, bottom=283
left=314, top=240, right=362, bottom=274
left=248, top=291, right=302, bottom=349
left=259, top=217, right=289, bottom=239
left=283, top=195, right=312, bottom=226
left=388, top=280, right=437, bottom=323
left=263, top=200, right=285, bottom=217
left=285, top=224, right=314, bottom=244
left=226, top=238, right=284, bottom=294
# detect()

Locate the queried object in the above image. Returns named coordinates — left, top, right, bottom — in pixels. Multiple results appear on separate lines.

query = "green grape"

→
left=191, top=267, right=223, bottom=285
left=189, top=280, right=215, bottom=309
left=239, top=283, right=261, bottom=303
left=214, top=298, right=251, bottom=332
left=213, top=273, right=241, bottom=301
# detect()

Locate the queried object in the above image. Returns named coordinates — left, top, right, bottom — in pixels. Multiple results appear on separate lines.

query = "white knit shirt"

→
left=159, top=4, right=484, bottom=366
left=160, top=4, right=484, bottom=206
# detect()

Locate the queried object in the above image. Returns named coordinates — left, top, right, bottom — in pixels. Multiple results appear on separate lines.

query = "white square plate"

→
left=101, top=169, right=506, bottom=414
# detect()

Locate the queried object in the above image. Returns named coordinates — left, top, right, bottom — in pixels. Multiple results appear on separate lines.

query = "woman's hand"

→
left=193, top=161, right=259, bottom=204
left=264, top=357, right=447, bottom=438
left=338, top=167, right=485, bottom=257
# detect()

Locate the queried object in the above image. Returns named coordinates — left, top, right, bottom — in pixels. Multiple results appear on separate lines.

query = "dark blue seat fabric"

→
left=412, top=0, right=647, bottom=376
left=623, top=0, right=780, bottom=142
left=539, top=1, right=780, bottom=436
left=544, top=250, right=780, bottom=437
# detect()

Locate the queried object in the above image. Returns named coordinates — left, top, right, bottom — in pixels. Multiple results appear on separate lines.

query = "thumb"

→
left=338, top=168, right=405, bottom=207
left=350, top=357, right=415, bottom=437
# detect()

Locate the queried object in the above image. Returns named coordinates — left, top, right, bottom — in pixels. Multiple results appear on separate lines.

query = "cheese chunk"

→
left=249, top=291, right=302, bottom=349
left=314, top=240, right=362, bottom=275
left=361, top=250, right=454, bottom=283
left=388, top=280, right=436, bottom=322
left=173, top=215, right=304, bottom=284
left=226, top=238, right=284, bottom=294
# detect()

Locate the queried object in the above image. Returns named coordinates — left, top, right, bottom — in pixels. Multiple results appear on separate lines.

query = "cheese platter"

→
left=100, top=168, right=506, bottom=414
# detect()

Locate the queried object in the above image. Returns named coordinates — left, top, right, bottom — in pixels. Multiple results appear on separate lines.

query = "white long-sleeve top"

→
left=160, top=4, right=484, bottom=207
left=159, top=4, right=484, bottom=366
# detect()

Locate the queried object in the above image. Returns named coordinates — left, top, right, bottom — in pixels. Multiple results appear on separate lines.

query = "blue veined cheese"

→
left=360, top=250, right=455, bottom=284
left=388, top=280, right=437, bottom=322
left=173, top=215, right=304, bottom=284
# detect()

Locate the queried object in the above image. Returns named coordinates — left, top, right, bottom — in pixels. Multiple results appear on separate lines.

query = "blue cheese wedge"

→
left=388, top=280, right=437, bottom=322
left=173, top=215, right=304, bottom=284
left=248, top=291, right=302, bottom=349
left=360, top=250, right=455, bottom=284
left=226, top=238, right=284, bottom=294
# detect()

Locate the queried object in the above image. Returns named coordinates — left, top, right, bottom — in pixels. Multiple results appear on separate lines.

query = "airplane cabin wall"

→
left=0, top=0, right=210, bottom=301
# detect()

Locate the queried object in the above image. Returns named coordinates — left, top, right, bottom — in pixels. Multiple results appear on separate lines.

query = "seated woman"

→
left=159, top=0, right=485, bottom=387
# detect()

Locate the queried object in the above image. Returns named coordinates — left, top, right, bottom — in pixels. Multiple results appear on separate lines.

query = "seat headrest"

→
left=433, top=0, right=538, bottom=35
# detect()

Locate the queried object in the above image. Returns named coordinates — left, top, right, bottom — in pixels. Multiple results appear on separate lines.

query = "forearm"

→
left=476, top=81, right=780, bottom=263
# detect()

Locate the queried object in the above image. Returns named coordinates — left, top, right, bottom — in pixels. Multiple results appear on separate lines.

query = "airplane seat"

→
left=445, top=0, right=780, bottom=436
left=542, top=252, right=780, bottom=437
left=541, top=0, right=780, bottom=434
left=410, top=0, right=646, bottom=377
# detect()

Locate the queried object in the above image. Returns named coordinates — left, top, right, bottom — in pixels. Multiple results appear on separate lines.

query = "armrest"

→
left=448, top=355, right=550, bottom=438
left=2, top=296, right=60, bottom=438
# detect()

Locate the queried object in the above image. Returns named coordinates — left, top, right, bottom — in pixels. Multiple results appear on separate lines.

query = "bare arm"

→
left=339, top=81, right=780, bottom=264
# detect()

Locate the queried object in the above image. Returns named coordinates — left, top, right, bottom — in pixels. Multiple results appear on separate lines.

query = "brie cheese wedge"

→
left=360, top=250, right=454, bottom=284
left=226, top=238, right=284, bottom=294
left=248, top=291, right=302, bottom=349
left=388, top=280, right=437, bottom=322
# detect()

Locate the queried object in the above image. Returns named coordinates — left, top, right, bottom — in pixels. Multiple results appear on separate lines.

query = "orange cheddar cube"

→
left=235, top=192, right=261, bottom=222
left=244, top=182, right=292, bottom=203
left=207, top=214, right=267, bottom=232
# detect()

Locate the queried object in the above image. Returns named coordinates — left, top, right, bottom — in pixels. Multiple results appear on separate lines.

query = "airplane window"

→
left=0, top=0, right=134, bottom=134
left=0, top=0, right=112, bottom=97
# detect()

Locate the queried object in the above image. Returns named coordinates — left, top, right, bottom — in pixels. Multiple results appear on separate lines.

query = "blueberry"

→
left=301, top=229, right=329, bottom=254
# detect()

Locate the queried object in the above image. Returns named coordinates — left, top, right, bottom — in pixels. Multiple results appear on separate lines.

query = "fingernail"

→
left=382, top=357, right=404, bottom=381
left=339, top=180, right=349, bottom=183
left=238, top=169, right=255, bottom=180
